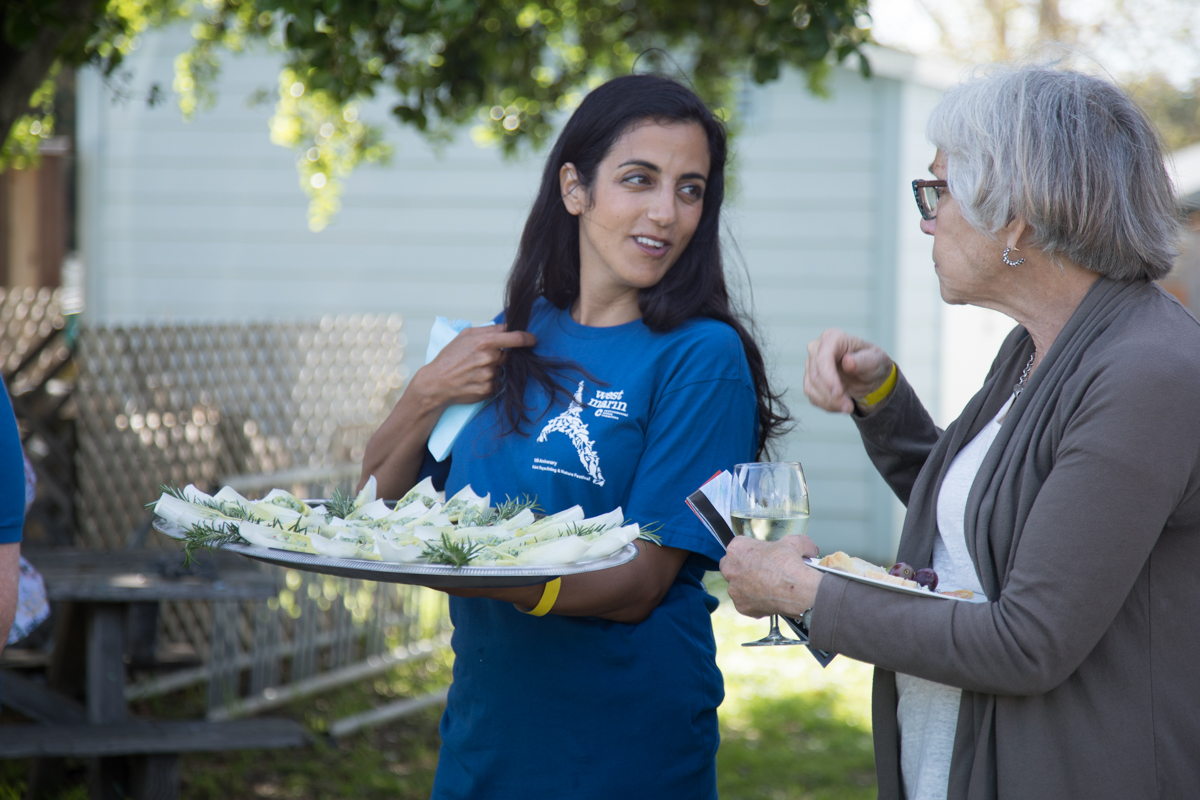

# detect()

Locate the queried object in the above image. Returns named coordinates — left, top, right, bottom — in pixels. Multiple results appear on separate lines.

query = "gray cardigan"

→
left=808, top=278, right=1200, bottom=799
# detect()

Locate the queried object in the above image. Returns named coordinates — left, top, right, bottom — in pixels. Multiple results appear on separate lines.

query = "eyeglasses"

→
left=912, top=179, right=947, bottom=220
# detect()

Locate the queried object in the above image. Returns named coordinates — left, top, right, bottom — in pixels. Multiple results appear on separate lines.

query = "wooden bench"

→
left=2, top=549, right=308, bottom=800
left=0, top=717, right=305, bottom=800
left=0, top=719, right=308, bottom=758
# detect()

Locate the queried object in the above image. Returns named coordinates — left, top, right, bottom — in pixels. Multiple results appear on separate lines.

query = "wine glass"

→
left=731, top=461, right=811, bottom=647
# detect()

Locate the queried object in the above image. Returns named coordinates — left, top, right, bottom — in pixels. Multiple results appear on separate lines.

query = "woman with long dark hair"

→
left=362, top=73, right=788, bottom=798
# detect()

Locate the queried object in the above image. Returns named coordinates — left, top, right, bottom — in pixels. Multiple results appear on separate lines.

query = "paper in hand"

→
left=686, top=469, right=837, bottom=668
left=426, top=317, right=486, bottom=462
left=686, top=470, right=735, bottom=549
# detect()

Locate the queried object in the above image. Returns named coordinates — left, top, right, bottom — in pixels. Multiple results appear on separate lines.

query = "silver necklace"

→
left=1013, top=351, right=1036, bottom=398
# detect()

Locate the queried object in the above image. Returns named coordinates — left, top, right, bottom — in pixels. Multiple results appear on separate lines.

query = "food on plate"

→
left=815, top=551, right=971, bottom=599
left=153, top=475, right=654, bottom=567
left=819, top=551, right=919, bottom=588
left=914, top=568, right=939, bottom=591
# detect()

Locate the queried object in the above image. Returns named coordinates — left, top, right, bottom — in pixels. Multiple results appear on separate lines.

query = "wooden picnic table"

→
left=1, top=548, right=308, bottom=800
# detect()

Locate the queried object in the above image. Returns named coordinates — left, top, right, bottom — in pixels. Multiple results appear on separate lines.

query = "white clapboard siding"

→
left=729, top=67, right=895, bottom=560
left=78, top=24, right=534, bottom=348
left=78, top=29, right=950, bottom=563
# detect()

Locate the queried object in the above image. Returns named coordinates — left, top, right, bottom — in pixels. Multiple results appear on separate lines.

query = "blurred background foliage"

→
left=0, top=0, right=180, bottom=169
left=2, top=0, right=874, bottom=229
left=1129, top=73, right=1200, bottom=152
left=875, top=0, right=1200, bottom=151
left=6, top=1, right=1200, bottom=229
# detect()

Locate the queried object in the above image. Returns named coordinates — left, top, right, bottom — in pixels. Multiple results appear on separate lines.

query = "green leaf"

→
left=3, top=0, right=874, bottom=223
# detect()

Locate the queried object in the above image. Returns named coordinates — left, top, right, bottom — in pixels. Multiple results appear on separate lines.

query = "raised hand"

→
left=361, top=323, right=535, bottom=498
left=410, top=324, right=537, bottom=410
left=803, top=328, right=895, bottom=414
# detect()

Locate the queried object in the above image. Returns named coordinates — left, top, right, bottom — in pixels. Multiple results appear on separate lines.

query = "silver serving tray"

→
left=153, top=517, right=639, bottom=588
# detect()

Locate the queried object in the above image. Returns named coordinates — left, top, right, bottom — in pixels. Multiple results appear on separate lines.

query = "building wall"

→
left=0, top=139, right=70, bottom=287
left=77, top=29, right=950, bottom=562
left=730, top=67, right=921, bottom=561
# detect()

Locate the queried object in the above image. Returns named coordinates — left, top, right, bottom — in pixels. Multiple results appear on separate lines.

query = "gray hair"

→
left=927, top=65, right=1179, bottom=281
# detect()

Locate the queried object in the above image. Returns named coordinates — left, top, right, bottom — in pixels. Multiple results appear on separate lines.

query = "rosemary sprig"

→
left=494, top=494, right=541, bottom=521
left=148, top=484, right=190, bottom=506
left=181, top=521, right=245, bottom=565
left=214, top=501, right=258, bottom=521
left=324, top=488, right=357, bottom=521
left=457, top=494, right=542, bottom=528
left=147, top=484, right=263, bottom=523
left=562, top=521, right=616, bottom=539
left=636, top=521, right=664, bottom=546
left=421, top=532, right=485, bottom=567
left=455, top=506, right=491, bottom=528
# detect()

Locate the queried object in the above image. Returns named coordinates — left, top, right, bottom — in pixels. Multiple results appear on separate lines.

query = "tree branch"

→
left=0, top=0, right=100, bottom=152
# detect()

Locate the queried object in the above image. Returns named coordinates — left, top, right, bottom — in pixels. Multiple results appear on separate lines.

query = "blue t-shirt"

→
left=0, top=378, right=24, bottom=544
left=432, top=299, right=758, bottom=799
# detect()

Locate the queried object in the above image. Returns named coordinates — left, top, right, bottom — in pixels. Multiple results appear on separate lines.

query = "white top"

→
left=895, top=395, right=1010, bottom=800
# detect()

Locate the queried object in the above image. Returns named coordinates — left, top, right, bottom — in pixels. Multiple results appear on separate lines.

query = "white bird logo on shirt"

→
left=537, top=381, right=605, bottom=486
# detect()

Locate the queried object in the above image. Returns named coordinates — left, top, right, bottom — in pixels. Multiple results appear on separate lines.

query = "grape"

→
left=888, top=562, right=916, bottom=581
left=914, top=568, right=939, bottom=591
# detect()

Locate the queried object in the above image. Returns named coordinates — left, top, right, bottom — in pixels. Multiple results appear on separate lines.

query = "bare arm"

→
left=360, top=325, right=536, bottom=498
left=0, top=543, right=19, bottom=652
left=445, top=541, right=690, bottom=625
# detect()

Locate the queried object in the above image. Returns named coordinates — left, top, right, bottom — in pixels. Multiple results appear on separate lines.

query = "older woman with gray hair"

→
left=721, top=64, right=1200, bottom=800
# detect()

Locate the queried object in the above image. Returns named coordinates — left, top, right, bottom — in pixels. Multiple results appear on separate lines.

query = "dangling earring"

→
left=1002, top=246, right=1025, bottom=266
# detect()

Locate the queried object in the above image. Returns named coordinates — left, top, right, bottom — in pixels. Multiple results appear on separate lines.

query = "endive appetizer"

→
left=153, top=476, right=656, bottom=567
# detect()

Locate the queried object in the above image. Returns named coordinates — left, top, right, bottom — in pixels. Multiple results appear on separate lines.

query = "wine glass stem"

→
left=769, top=615, right=783, bottom=638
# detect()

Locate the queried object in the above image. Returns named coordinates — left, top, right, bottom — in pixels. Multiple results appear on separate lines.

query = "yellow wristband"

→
left=858, top=363, right=898, bottom=407
left=521, top=578, right=562, bottom=617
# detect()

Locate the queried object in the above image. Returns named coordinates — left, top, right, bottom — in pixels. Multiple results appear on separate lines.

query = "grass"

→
left=176, top=648, right=453, bottom=800
left=710, top=577, right=877, bottom=800
left=1, top=579, right=876, bottom=799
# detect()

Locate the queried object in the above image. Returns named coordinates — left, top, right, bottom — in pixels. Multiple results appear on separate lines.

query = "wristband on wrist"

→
left=857, top=363, right=898, bottom=407
left=520, top=578, right=562, bottom=617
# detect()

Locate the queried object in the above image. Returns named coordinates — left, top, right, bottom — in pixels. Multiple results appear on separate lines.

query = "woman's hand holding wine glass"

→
left=721, top=536, right=822, bottom=621
left=728, top=461, right=813, bottom=646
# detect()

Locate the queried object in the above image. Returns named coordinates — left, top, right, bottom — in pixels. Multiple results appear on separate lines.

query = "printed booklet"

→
left=686, top=469, right=835, bottom=668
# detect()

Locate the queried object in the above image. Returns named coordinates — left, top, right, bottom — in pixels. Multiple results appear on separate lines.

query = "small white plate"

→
left=805, top=558, right=986, bottom=603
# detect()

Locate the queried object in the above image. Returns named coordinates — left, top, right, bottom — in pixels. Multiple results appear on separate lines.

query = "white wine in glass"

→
left=730, top=513, right=810, bottom=541
left=732, top=461, right=811, bottom=647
